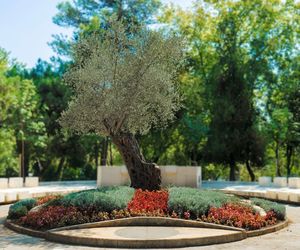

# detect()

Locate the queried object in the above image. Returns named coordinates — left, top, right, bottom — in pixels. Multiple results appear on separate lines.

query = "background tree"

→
left=0, top=49, right=46, bottom=178
left=266, top=55, right=300, bottom=177
left=287, top=88, right=300, bottom=176
left=161, top=0, right=299, bottom=181
left=0, top=49, right=19, bottom=176
left=60, top=18, right=183, bottom=190
left=51, top=0, right=161, bottom=56
left=11, top=73, right=46, bottom=179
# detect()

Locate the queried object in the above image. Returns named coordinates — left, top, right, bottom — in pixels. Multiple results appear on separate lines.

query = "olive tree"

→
left=60, top=18, right=183, bottom=190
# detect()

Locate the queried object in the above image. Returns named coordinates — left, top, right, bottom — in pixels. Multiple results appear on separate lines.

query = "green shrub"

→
left=46, top=186, right=134, bottom=212
left=168, top=187, right=239, bottom=218
left=8, top=198, right=37, bottom=219
left=250, top=198, right=286, bottom=220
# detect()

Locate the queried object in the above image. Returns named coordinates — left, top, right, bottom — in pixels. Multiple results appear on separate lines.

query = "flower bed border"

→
left=5, top=216, right=288, bottom=248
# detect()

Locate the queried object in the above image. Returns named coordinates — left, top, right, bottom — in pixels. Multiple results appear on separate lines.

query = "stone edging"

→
left=48, top=216, right=245, bottom=232
left=246, top=219, right=289, bottom=237
left=4, top=220, right=46, bottom=238
left=4, top=217, right=289, bottom=248
left=46, top=229, right=245, bottom=248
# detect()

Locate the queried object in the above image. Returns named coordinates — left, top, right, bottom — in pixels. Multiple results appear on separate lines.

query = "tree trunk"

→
left=275, top=141, right=281, bottom=176
left=286, top=144, right=293, bottom=177
left=112, top=133, right=161, bottom=190
left=56, top=157, right=65, bottom=180
left=24, top=141, right=30, bottom=177
left=21, top=139, right=25, bottom=181
left=109, top=140, right=113, bottom=166
left=100, top=137, right=108, bottom=166
left=246, top=160, right=255, bottom=182
left=94, top=140, right=99, bottom=167
left=191, top=146, right=198, bottom=166
left=229, top=155, right=236, bottom=181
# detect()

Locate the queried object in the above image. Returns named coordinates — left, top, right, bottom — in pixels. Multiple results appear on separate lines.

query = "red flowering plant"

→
left=127, top=189, right=169, bottom=217
left=19, top=206, right=80, bottom=230
left=201, top=203, right=277, bottom=230
left=18, top=206, right=112, bottom=230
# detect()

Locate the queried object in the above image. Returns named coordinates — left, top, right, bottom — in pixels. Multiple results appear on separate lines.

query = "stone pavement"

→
left=202, top=180, right=300, bottom=194
left=1, top=204, right=300, bottom=250
left=0, top=181, right=96, bottom=204
left=202, top=181, right=300, bottom=203
left=48, top=225, right=242, bottom=248
left=2, top=180, right=300, bottom=204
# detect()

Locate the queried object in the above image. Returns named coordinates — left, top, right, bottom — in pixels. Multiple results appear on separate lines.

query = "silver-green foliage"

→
left=46, top=186, right=134, bottom=212
left=8, top=198, right=37, bottom=219
left=168, top=187, right=240, bottom=218
left=250, top=198, right=286, bottom=220
left=60, top=18, right=183, bottom=136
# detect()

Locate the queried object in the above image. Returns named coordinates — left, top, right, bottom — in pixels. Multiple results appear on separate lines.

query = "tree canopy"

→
left=60, top=18, right=183, bottom=137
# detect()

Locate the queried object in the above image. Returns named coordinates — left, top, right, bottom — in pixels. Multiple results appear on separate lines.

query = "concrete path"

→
left=2, top=180, right=300, bottom=204
left=1, top=204, right=300, bottom=250
left=0, top=181, right=97, bottom=204
left=202, top=180, right=300, bottom=195
left=48, top=226, right=242, bottom=248
left=54, top=226, right=238, bottom=240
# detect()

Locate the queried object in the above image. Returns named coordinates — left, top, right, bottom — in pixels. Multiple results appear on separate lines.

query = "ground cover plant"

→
left=8, top=187, right=285, bottom=231
left=8, top=198, right=37, bottom=219
left=168, top=187, right=239, bottom=218
left=250, top=198, right=286, bottom=220
left=46, top=186, right=135, bottom=212
left=201, top=203, right=277, bottom=230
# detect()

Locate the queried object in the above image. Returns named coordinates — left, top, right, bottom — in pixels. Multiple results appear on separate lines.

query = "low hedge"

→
left=168, top=187, right=240, bottom=218
left=46, top=186, right=134, bottom=212
left=250, top=198, right=286, bottom=220
left=8, top=198, right=37, bottom=219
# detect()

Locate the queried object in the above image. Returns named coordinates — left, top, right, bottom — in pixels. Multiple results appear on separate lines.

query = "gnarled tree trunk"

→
left=246, top=160, right=255, bottom=182
left=229, top=154, right=236, bottom=181
left=112, top=133, right=161, bottom=190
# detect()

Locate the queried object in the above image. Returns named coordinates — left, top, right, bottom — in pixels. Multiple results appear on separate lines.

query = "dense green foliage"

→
left=8, top=198, right=37, bottom=219
left=250, top=198, right=286, bottom=220
left=47, top=186, right=134, bottom=212
left=159, top=0, right=300, bottom=180
left=0, top=50, right=46, bottom=177
left=60, top=17, right=183, bottom=137
left=168, top=187, right=239, bottom=218
left=0, top=0, right=299, bottom=181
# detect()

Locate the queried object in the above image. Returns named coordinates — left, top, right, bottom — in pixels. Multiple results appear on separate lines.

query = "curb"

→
left=48, top=216, right=245, bottom=232
left=246, top=219, right=289, bottom=237
left=4, top=216, right=289, bottom=248
left=4, top=220, right=46, bottom=238
left=46, top=229, right=245, bottom=248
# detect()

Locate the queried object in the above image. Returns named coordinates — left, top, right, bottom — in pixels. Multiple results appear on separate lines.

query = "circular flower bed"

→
left=7, top=186, right=286, bottom=231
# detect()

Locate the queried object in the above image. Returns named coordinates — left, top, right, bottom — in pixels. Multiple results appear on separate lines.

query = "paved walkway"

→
left=1, top=180, right=96, bottom=196
left=1, top=204, right=300, bottom=250
left=2, top=180, right=300, bottom=204
left=0, top=181, right=97, bottom=203
left=202, top=180, right=300, bottom=194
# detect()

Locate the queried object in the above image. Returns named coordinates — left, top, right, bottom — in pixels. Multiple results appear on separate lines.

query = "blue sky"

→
left=0, top=0, right=193, bottom=68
